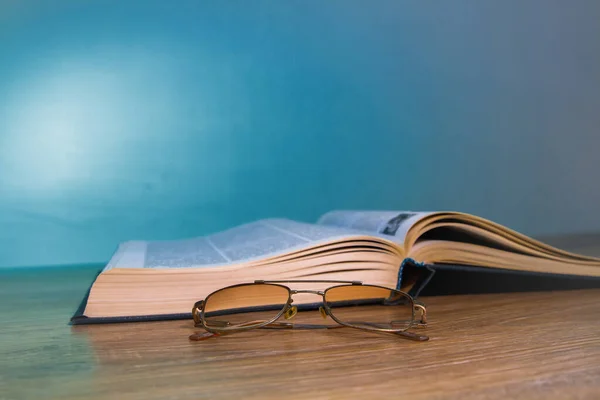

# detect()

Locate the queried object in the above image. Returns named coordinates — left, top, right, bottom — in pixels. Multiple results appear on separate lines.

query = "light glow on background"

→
left=0, top=49, right=187, bottom=198
left=0, top=1, right=599, bottom=267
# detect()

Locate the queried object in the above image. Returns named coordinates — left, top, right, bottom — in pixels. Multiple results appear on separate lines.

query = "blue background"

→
left=1, top=1, right=599, bottom=268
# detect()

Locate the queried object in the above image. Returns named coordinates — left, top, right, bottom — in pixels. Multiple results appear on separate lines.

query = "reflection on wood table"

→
left=1, top=266, right=599, bottom=400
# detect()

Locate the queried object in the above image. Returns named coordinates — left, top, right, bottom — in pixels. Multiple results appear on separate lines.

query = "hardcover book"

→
left=71, top=210, right=600, bottom=324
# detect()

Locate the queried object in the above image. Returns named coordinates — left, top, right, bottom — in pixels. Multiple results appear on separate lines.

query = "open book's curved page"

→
left=104, top=219, right=388, bottom=272
left=317, top=210, right=434, bottom=243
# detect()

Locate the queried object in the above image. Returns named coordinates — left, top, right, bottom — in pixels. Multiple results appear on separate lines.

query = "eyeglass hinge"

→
left=351, top=281, right=362, bottom=285
left=254, top=280, right=265, bottom=284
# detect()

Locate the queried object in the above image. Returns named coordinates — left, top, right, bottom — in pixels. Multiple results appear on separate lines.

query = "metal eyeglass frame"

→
left=190, top=280, right=428, bottom=342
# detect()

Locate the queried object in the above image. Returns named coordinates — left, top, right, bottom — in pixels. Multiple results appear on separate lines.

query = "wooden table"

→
left=1, top=266, right=599, bottom=400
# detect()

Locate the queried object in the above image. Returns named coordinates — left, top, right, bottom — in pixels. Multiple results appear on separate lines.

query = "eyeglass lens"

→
left=325, top=285, right=414, bottom=331
left=203, top=284, right=289, bottom=330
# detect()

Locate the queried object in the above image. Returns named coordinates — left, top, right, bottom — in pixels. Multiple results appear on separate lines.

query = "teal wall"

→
left=1, top=1, right=600, bottom=267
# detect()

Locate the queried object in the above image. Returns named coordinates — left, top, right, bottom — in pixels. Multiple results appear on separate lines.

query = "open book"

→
left=71, top=210, right=600, bottom=324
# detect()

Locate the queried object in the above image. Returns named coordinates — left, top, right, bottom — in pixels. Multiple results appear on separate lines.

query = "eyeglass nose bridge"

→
left=285, top=290, right=330, bottom=320
left=290, top=289, right=325, bottom=296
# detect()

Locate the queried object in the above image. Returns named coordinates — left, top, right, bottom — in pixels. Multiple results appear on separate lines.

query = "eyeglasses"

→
left=189, top=280, right=428, bottom=342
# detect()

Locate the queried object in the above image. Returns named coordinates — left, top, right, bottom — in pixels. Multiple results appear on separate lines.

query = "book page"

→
left=317, top=210, right=433, bottom=243
left=103, top=219, right=373, bottom=271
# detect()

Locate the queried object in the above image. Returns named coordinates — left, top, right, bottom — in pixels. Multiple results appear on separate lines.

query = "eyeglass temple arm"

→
left=267, top=321, right=428, bottom=341
left=190, top=319, right=428, bottom=341
left=189, top=320, right=341, bottom=341
left=394, top=330, right=429, bottom=341
left=196, top=318, right=343, bottom=330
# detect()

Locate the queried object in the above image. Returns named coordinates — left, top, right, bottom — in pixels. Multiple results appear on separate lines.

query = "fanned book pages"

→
left=71, top=211, right=600, bottom=324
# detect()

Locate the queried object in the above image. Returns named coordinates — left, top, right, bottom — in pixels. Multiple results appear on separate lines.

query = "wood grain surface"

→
left=1, top=266, right=599, bottom=400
